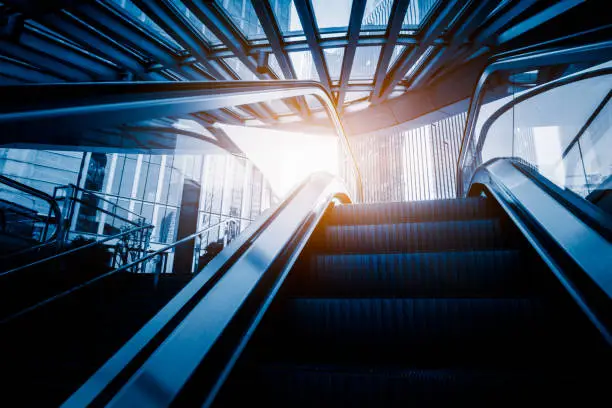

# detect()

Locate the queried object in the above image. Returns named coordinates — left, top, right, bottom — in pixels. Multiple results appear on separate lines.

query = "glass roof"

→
left=404, top=0, right=439, bottom=28
left=362, top=0, right=392, bottom=30
left=312, top=0, right=352, bottom=31
left=275, top=0, right=303, bottom=35
left=323, top=48, right=345, bottom=80
left=289, top=51, right=320, bottom=81
left=173, top=0, right=222, bottom=46
left=214, top=0, right=266, bottom=40
left=350, top=46, right=382, bottom=81
left=6, top=0, right=513, bottom=124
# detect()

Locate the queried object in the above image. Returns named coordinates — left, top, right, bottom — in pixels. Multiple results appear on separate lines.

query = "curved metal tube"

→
left=0, top=174, right=62, bottom=242
left=456, top=40, right=612, bottom=196
left=0, top=80, right=364, bottom=201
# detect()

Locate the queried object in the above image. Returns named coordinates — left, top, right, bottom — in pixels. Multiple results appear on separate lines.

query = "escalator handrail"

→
left=63, top=173, right=350, bottom=408
left=0, top=223, right=153, bottom=278
left=470, top=158, right=612, bottom=344
left=0, top=80, right=364, bottom=202
left=0, top=174, right=62, bottom=242
left=456, top=40, right=612, bottom=196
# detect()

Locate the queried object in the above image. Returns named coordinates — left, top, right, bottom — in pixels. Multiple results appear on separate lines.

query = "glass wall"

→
left=0, top=148, right=275, bottom=261
left=479, top=72, right=612, bottom=202
left=347, top=112, right=466, bottom=202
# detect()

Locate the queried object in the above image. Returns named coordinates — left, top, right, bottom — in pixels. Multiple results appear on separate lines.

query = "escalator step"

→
left=326, top=198, right=500, bottom=226
left=323, top=219, right=514, bottom=253
left=293, top=250, right=539, bottom=297
left=262, top=298, right=584, bottom=365
left=217, top=364, right=607, bottom=407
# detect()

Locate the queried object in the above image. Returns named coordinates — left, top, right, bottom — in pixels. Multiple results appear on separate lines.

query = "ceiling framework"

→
left=0, top=0, right=603, bottom=132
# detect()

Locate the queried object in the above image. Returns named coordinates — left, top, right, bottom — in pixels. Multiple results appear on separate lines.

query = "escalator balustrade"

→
left=215, top=197, right=610, bottom=406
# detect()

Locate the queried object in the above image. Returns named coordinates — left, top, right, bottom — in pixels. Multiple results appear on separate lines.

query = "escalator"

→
left=214, top=196, right=610, bottom=406
left=1, top=41, right=610, bottom=407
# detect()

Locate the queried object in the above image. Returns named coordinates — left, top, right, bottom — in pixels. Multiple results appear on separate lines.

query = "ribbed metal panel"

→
left=349, top=112, right=467, bottom=202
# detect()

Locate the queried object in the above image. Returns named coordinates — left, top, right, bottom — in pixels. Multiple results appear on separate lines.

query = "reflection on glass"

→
left=362, top=0, right=392, bottom=29
left=390, top=45, right=406, bottom=68
left=345, top=91, right=370, bottom=103
left=289, top=51, right=320, bottom=81
left=214, top=0, right=265, bottom=39
left=580, top=98, right=612, bottom=195
left=404, top=46, right=436, bottom=78
left=480, top=72, right=612, bottom=201
left=268, top=54, right=285, bottom=79
left=273, top=0, right=302, bottom=34
left=224, top=58, right=258, bottom=80
left=323, top=48, right=345, bottom=80
left=312, top=0, right=352, bottom=30
left=109, top=0, right=183, bottom=49
left=350, top=46, right=381, bottom=81
left=173, top=0, right=222, bottom=45
left=403, top=0, right=439, bottom=28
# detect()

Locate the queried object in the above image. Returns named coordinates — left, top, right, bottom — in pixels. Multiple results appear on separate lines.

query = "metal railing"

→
left=457, top=40, right=612, bottom=196
left=1, top=218, right=235, bottom=323
left=0, top=174, right=62, bottom=243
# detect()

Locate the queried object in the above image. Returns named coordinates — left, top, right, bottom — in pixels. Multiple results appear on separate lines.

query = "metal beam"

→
left=370, top=0, right=411, bottom=105
left=336, top=0, right=367, bottom=109
left=0, top=54, right=65, bottom=82
left=133, top=0, right=230, bottom=80
left=181, top=0, right=265, bottom=79
left=17, top=22, right=120, bottom=79
left=293, top=0, right=331, bottom=90
left=373, top=0, right=465, bottom=103
left=0, top=37, right=93, bottom=81
left=39, top=10, right=159, bottom=80
left=497, top=0, right=585, bottom=44
left=474, top=0, right=540, bottom=46
left=250, top=0, right=308, bottom=116
left=73, top=0, right=203, bottom=80
left=408, top=0, right=500, bottom=90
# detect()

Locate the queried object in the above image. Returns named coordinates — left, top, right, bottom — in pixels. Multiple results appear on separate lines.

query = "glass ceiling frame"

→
left=1, top=0, right=583, bottom=124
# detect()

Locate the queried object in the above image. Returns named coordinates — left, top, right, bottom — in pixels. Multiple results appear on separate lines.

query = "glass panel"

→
left=268, top=54, right=285, bottom=79
left=224, top=58, right=258, bottom=80
left=580, top=98, right=612, bottom=196
left=323, top=47, right=345, bottom=80
left=350, top=46, right=381, bottom=81
left=108, top=0, right=183, bottom=50
left=289, top=51, right=320, bottom=81
left=481, top=74, right=612, bottom=199
left=305, top=94, right=324, bottom=110
left=119, top=157, right=136, bottom=197
left=390, top=45, right=406, bottom=68
left=345, top=91, right=370, bottom=103
left=403, top=46, right=435, bottom=78
left=403, top=0, right=439, bottom=28
left=172, top=0, right=222, bottom=45
left=111, top=155, right=125, bottom=195
left=273, top=0, right=303, bottom=35
left=362, top=0, right=392, bottom=30
left=214, top=0, right=265, bottom=39
left=312, top=0, right=352, bottom=30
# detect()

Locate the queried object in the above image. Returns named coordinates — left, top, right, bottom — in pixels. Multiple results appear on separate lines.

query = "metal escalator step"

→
left=323, top=219, right=513, bottom=253
left=293, top=250, right=536, bottom=298
left=265, top=298, right=580, bottom=365
left=216, top=364, right=608, bottom=407
left=326, top=198, right=500, bottom=226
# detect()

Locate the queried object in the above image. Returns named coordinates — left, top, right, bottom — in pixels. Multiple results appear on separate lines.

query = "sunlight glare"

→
left=219, top=124, right=339, bottom=197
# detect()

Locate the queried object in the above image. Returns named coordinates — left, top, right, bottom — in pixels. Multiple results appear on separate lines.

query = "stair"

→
left=215, top=198, right=611, bottom=406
